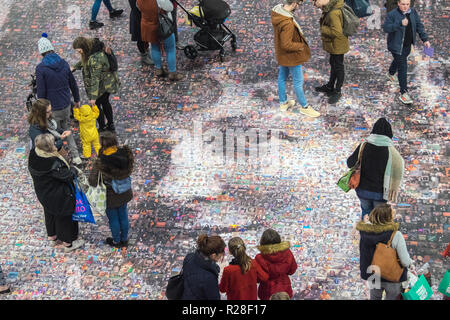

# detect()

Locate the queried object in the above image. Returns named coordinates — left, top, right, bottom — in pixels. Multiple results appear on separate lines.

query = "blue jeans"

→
left=389, top=45, right=411, bottom=94
left=106, top=204, right=129, bottom=243
left=91, top=0, right=113, bottom=21
left=278, top=65, right=307, bottom=107
left=151, top=34, right=177, bottom=73
left=357, top=188, right=386, bottom=220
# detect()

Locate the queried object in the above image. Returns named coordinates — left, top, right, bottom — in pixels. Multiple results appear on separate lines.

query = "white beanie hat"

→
left=38, top=33, right=54, bottom=54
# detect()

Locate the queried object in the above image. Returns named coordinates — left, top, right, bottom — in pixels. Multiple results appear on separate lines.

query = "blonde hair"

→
left=270, top=292, right=290, bottom=300
left=228, top=237, right=252, bottom=274
left=35, top=133, right=56, bottom=152
left=369, top=203, right=394, bottom=225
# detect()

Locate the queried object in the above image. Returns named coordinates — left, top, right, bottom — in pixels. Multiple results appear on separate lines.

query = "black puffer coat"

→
left=28, top=149, right=76, bottom=216
left=89, top=145, right=134, bottom=209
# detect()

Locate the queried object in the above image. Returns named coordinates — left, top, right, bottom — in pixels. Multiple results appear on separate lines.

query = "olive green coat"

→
left=320, top=0, right=349, bottom=55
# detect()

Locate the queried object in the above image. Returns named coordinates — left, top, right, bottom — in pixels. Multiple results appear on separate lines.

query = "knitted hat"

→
left=38, top=33, right=54, bottom=54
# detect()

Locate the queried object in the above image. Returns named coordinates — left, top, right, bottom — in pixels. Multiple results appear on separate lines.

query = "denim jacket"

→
left=383, top=7, right=428, bottom=55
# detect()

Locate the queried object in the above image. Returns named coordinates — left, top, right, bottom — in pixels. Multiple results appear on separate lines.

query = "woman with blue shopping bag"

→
left=28, top=134, right=84, bottom=252
left=89, top=131, right=134, bottom=248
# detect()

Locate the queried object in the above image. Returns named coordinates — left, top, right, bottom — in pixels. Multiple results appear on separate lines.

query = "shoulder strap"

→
left=356, top=142, right=366, bottom=164
left=387, top=225, right=398, bottom=247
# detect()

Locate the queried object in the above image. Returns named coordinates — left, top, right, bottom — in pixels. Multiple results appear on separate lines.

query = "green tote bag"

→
left=438, top=270, right=450, bottom=297
left=402, top=274, right=433, bottom=300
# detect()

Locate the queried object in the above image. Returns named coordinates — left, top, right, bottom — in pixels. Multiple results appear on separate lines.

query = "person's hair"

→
left=72, top=37, right=92, bottom=65
left=28, top=98, right=50, bottom=130
left=42, top=50, right=55, bottom=57
left=228, top=237, right=252, bottom=274
left=369, top=203, right=393, bottom=225
left=270, top=292, right=290, bottom=300
left=197, top=234, right=226, bottom=256
left=286, top=0, right=302, bottom=4
left=260, top=229, right=281, bottom=246
left=99, top=131, right=118, bottom=150
left=35, top=133, right=55, bottom=152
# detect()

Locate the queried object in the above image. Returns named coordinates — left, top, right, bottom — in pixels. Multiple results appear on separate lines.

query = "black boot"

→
left=109, top=9, right=124, bottom=18
left=328, top=90, right=342, bottom=104
left=315, top=84, right=334, bottom=95
left=89, top=21, right=104, bottom=30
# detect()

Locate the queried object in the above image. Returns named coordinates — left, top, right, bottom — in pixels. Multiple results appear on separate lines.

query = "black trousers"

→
left=327, top=54, right=345, bottom=92
left=44, top=209, right=79, bottom=243
left=137, top=39, right=149, bottom=54
left=96, top=92, right=114, bottom=130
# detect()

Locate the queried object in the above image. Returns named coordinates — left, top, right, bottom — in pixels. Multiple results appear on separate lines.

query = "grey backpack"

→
left=339, top=4, right=360, bottom=37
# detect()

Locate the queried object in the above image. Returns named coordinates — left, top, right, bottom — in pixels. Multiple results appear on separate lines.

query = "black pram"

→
left=174, top=0, right=237, bottom=61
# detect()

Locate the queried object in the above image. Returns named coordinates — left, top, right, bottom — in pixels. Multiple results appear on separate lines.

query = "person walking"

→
left=88, top=132, right=134, bottom=248
left=271, top=0, right=320, bottom=117
left=347, top=118, right=405, bottom=221
left=129, top=0, right=154, bottom=65
left=314, top=0, right=349, bottom=104
left=219, top=237, right=269, bottom=300
left=72, top=37, right=121, bottom=132
left=73, top=104, right=101, bottom=159
left=356, top=203, right=414, bottom=300
left=35, top=33, right=82, bottom=165
left=255, top=229, right=298, bottom=300
left=28, top=133, right=84, bottom=252
left=181, top=234, right=225, bottom=300
left=383, top=0, right=430, bottom=105
left=90, top=0, right=124, bottom=30
left=137, top=0, right=184, bottom=81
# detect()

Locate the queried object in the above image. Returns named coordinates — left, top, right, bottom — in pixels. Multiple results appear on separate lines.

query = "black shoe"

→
left=89, top=21, right=104, bottom=30
left=315, top=84, right=334, bottom=94
left=106, top=237, right=122, bottom=248
left=109, top=9, right=124, bottom=18
left=120, top=240, right=129, bottom=248
left=328, top=91, right=342, bottom=104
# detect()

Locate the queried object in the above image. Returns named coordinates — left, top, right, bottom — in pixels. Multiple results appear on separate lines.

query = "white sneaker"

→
left=299, top=105, right=321, bottom=118
left=72, top=157, right=82, bottom=165
left=387, top=73, right=397, bottom=83
left=64, top=239, right=84, bottom=253
left=280, top=100, right=295, bottom=111
left=399, top=92, right=413, bottom=104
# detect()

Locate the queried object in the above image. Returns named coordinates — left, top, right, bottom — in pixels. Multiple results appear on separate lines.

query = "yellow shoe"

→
left=299, top=105, right=320, bottom=118
left=280, top=100, right=295, bottom=111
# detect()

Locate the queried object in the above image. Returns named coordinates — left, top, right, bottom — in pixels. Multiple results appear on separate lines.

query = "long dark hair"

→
left=197, top=234, right=225, bottom=256
left=72, top=37, right=93, bottom=65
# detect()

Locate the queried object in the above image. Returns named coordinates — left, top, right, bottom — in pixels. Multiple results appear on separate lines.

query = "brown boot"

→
left=155, top=68, right=168, bottom=77
left=168, top=72, right=184, bottom=81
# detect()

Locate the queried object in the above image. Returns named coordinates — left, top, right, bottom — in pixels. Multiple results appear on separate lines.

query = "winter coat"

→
left=347, top=142, right=389, bottom=195
left=383, top=7, right=428, bottom=55
left=73, top=38, right=121, bottom=101
left=320, top=0, right=349, bottom=55
left=36, top=53, right=80, bottom=110
left=356, top=221, right=409, bottom=283
left=88, top=145, right=134, bottom=209
left=29, top=121, right=63, bottom=151
left=73, top=105, right=100, bottom=142
left=181, top=250, right=221, bottom=300
left=129, top=0, right=142, bottom=42
left=137, top=0, right=173, bottom=44
left=271, top=4, right=311, bottom=67
left=255, top=241, right=297, bottom=300
left=28, top=148, right=76, bottom=216
left=219, top=259, right=269, bottom=300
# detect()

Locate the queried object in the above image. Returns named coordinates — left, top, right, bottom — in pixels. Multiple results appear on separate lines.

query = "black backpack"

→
left=104, top=48, right=118, bottom=72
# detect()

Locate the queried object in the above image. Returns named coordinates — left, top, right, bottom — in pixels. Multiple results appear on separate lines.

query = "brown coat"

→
left=137, top=0, right=159, bottom=44
left=271, top=4, right=310, bottom=67
left=320, top=0, right=349, bottom=55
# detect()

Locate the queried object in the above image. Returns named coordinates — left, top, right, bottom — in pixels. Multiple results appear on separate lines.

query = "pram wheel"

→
left=184, top=45, right=198, bottom=60
left=219, top=49, right=225, bottom=62
left=231, top=40, right=237, bottom=51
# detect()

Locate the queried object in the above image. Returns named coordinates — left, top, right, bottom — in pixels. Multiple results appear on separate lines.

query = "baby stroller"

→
left=174, top=0, right=237, bottom=62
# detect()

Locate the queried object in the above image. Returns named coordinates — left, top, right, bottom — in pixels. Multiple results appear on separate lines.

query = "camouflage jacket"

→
left=73, top=40, right=120, bottom=101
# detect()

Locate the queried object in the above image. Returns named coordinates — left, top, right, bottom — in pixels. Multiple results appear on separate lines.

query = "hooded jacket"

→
left=36, top=53, right=80, bottom=111
left=89, top=145, right=134, bottom=209
left=73, top=38, right=121, bottom=101
left=73, top=105, right=100, bottom=142
left=255, top=241, right=297, bottom=300
left=319, top=0, right=349, bottom=54
left=271, top=4, right=311, bottom=67
left=219, top=259, right=269, bottom=300
left=28, top=148, right=76, bottom=216
left=181, top=250, right=221, bottom=300
left=356, top=221, right=409, bottom=283
left=29, top=120, right=64, bottom=151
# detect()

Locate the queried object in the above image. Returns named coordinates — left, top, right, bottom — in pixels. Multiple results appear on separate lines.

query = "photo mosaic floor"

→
left=0, top=0, right=448, bottom=299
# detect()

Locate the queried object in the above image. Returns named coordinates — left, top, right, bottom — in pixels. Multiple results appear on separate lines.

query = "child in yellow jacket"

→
left=73, top=104, right=101, bottom=158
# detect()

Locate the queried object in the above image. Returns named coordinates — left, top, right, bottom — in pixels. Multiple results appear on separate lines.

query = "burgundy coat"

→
left=255, top=241, right=297, bottom=300
left=137, top=0, right=159, bottom=44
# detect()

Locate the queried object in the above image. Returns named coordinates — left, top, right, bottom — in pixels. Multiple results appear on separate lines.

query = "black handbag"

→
left=166, top=272, right=184, bottom=300
left=158, top=8, right=176, bottom=40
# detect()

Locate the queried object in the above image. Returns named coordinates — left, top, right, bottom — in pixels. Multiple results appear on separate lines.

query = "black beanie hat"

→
left=371, top=118, right=393, bottom=139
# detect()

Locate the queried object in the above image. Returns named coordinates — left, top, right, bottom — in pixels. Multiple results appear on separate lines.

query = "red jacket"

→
left=255, top=241, right=297, bottom=300
left=219, top=259, right=269, bottom=300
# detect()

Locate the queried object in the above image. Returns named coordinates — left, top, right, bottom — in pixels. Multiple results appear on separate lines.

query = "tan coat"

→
left=320, top=0, right=349, bottom=55
left=271, top=4, right=311, bottom=67
left=137, top=0, right=159, bottom=44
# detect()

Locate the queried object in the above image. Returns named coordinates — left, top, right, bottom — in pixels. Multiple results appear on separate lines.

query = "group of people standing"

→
left=272, top=0, right=431, bottom=118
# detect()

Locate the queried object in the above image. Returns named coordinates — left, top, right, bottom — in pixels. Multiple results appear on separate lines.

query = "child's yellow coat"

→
left=74, top=105, right=100, bottom=158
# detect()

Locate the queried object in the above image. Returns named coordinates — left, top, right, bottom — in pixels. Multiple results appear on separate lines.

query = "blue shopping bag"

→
left=71, top=178, right=96, bottom=224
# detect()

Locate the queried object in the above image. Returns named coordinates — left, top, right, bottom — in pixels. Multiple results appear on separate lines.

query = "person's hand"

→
left=104, top=46, right=112, bottom=55
left=402, top=18, right=408, bottom=26
left=89, top=100, right=96, bottom=106
left=61, top=130, right=72, bottom=139
left=424, top=41, right=431, bottom=48
left=74, top=101, right=80, bottom=108
left=408, top=262, right=417, bottom=275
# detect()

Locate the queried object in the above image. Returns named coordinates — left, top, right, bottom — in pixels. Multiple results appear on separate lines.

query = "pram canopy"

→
left=200, top=0, right=231, bottom=21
